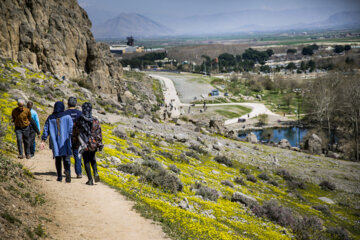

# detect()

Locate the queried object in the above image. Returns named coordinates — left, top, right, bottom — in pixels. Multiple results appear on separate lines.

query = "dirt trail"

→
left=24, top=148, right=168, bottom=240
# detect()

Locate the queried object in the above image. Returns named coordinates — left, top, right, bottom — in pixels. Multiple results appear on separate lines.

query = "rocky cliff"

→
left=0, top=0, right=122, bottom=96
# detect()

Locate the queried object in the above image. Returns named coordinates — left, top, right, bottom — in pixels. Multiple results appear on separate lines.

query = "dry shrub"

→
left=246, top=174, right=257, bottom=183
left=214, top=155, right=232, bottom=167
left=319, top=180, right=336, bottom=191
left=221, top=180, right=234, bottom=188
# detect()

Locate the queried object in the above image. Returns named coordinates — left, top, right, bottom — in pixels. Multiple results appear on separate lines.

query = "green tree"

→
left=287, top=49, right=297, bottom=54
left=334, top=45, right=345, bottom=53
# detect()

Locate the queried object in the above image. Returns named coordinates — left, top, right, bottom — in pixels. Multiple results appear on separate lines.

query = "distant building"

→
left=109, top=45, right=144, bottom=54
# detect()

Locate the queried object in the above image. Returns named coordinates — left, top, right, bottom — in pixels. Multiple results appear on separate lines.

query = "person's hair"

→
left=18, top=99, right=25, bottom=106
left=68, top=96, right=77, bottom=107
left=27, top=101, right=33, bottom=109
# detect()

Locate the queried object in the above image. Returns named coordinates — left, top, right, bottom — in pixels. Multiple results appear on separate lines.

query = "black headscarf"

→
left=82, top=102, right=93, bottom=121
left=49, top=101, right=67, bottom=120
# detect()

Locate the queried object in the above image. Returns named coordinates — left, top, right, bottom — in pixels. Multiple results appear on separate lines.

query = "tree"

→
left=287, top=49, right=297, bottom=54
left=266, top=49, right=274, bottom=57
left=344, top=45, right=351, bottom=51
left=283, top=94, right=293, bottom=110
left=260, top=65, right=271, bottom=73
left=257, top=114, right=269, bottom=126
left=286, top=62, right=297, bottom=71
left=302, top=47, right=314, bottom=56
left=334, top=45, right=344, bottom=54
left=306, top=60, right=316, bottom=72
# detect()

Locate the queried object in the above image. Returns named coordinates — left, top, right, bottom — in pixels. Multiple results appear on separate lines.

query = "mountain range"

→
left=91, top=10, right=360, bottom=39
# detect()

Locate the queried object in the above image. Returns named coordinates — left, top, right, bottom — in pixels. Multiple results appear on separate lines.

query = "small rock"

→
left=326, top=151, right=341, bottom=159
left=291, top=147, right=300, bottom=151
left=178, top=198, right=189, bottom=209
left=213, top=142, right=223, bottom=151
left=318, top=197, right=335, bottom=204
left=231, top=192, right=258, bottom=206
left=211, top=170, right=220, bottom=174
left=174, top=133, right=188, bottom=143
left=159, top=141, right=169, bottom=147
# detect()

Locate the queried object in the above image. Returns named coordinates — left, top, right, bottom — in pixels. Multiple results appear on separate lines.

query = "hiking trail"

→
left=24, top=148, right=168, bottom=240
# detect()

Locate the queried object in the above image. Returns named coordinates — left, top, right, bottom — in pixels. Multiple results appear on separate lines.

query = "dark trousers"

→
left=55, top=156, right=71, bottom=181
left=15, top=126, right=30, bottom=156
left=83, top=151, right=98, bottom=180
left=29, top=132, right=36, bottom=155
left=73, top=148, right=82, bottom=175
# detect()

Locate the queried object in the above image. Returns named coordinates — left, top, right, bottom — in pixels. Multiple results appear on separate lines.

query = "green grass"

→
left=214, top=105, right=251, bottom=119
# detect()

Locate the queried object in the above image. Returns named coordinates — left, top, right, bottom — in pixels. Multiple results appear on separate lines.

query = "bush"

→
left=214, top=156, right=232, bottom=167
left=312, top=205, right=331, bottom=216
left=287, top=179, right=307, bottom=190
left=246, top=174, right=257, bottom=183
left=221, top=180, right=234, bottom=188
left=117, top=163, right=146, bottom=176
left=276, top=169, right=294, bottom=181
left=293, top=216, right=324, bottom=240
left=252, top=199, right=296, bottom=227
left=196, top=186, right=220, bottom=201
left=319, top=180, right=336, bottom=191
left=268, top=180, right=279, bottom=186
left=142, top=160, right=163, bottom=170
left=141, top=169, right=183, bottom=193
left=169, top=165, right=181, bottom=174
left=157, top=151, right=174, bottom=161
left=189, top=144, right=208, bottom=155
left=327, top=226, right=351, bottom=240
left=258, top=172, right=270, bottom=181
left=176, top=153, right=189, bottom=164
left=234, top=177, right=246, bottom=185
left=185, top=151, right=200, bottom=160
left=0, top=119, right=8, bottom=144
left=240, top=168, right=250, bottom=175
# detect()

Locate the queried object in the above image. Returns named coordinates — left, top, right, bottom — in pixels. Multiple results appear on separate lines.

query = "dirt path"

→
left=24, top=148, right=168, bottom=240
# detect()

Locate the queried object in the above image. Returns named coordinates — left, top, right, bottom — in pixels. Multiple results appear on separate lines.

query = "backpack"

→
left=87, top=118, right=103, bottom=152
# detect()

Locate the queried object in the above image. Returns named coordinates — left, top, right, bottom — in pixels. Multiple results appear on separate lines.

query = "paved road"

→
left=149, top=74, right=279, bottom=125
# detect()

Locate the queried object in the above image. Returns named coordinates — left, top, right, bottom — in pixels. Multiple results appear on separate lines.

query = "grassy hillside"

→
left=0, top=58, right=359, bottom=240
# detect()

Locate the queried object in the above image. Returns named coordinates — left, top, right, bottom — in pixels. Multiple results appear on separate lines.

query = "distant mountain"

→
left=93, top=13, right=173, bottom=38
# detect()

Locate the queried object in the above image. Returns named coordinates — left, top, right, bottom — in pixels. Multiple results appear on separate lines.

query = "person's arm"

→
left=40, top=117, right=49, bottom=150
left=34, top=111, right=40, bottom=131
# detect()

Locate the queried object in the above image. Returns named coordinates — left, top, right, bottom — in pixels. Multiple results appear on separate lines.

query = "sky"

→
left=79, top=0, right=360, bottom=18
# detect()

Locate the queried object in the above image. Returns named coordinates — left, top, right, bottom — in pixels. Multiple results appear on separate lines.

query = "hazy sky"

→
left=79, top=0, right=360, bottom=18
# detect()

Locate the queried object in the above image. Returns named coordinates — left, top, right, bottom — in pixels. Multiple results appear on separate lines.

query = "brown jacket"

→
left=12, top=107, right=31, bottom=128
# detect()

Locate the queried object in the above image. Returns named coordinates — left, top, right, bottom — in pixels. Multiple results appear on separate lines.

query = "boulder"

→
left=212, top=142, right=223, bottom=151
left=278, top=139, right=291, bottom=149
left=174, top=133, right=188, bottom=143
left=231, top=192, right=257, bottom=206
left=326, top=151, right=341, bottom=159
left=245, top=132, right=258, bottom=143
left=318, top=197, right=335, bottom=205
left=109, top=156, right=121, bottom=165
left=304, top=133, right=322, bottom=154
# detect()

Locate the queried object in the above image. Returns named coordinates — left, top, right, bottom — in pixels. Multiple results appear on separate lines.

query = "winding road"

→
left=149, top=74, right=280, bottom=125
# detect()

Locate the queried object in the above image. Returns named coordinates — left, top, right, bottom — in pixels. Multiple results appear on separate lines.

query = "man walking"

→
left=27, top=101, right=40, bottom=157
left=12, top=99, right=32, bottom=159
left=64, top=97, right=83, bottom=178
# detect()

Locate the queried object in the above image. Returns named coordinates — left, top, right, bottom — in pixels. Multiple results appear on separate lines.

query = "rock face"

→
left=304, top=133, right=323, bottom=154
left=0, top=0, right=122, bottom=96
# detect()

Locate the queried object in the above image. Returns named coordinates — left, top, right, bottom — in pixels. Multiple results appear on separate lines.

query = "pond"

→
left=238, top=127, right=309, bottom=147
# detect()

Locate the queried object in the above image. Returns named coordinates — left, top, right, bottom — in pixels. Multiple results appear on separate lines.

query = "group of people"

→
left=11, top=97, right=103, bottom=185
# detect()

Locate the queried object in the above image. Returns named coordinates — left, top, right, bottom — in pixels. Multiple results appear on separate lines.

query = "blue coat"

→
left=41, top=114, right=73, bottom=158
left=30, top=109, right=40, bottom=131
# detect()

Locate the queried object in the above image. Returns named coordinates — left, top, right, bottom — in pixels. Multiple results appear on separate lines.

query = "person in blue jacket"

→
left=40, top=101, right=73, bottom=183
left=27, top=101, right=41, bottom=157
left=64, top=97, right=83, bottom=178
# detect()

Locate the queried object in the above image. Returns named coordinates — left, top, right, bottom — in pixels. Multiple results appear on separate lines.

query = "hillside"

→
left=93, top=13, right=173, bottom=38
left=0, top=0, right=123, bottom=96
left=0, top=59, right=359, bottom=239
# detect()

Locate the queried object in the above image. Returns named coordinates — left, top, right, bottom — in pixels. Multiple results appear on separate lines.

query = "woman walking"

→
left=40, top=102, right=73, bottom=183
left=72, top=102, right=103, bottom=185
